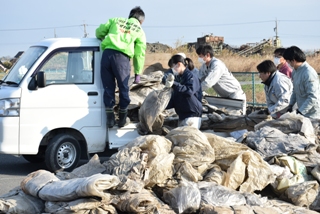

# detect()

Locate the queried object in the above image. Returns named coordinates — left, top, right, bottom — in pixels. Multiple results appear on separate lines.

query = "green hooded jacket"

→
left=96, top=17, right=146, bottom=74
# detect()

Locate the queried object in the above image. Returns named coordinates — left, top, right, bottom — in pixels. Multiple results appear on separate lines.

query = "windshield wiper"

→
left=0, top=80, right=18, bottom=85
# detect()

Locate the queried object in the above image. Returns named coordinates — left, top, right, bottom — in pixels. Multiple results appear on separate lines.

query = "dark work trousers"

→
left=100, top=49, right=131, bottom=109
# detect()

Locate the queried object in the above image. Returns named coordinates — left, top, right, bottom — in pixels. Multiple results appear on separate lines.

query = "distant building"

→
left=188, top=34, right=224, bottom=53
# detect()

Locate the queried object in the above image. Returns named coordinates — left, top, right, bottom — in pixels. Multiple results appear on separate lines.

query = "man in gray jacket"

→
left=257, top=60, right=293, bottom=118
left=283, top=46, right=320, bottom=119
left=196, top=45, right=246, bottom=101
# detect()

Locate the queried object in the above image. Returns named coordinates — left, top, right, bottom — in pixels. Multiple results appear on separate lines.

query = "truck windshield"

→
left=3, top=46, right=47, bottom=85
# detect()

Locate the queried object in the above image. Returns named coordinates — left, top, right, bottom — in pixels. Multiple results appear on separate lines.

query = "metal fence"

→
left=232, top=72, right=266, bottom=107
left=232, top=71, right=320, bottom=107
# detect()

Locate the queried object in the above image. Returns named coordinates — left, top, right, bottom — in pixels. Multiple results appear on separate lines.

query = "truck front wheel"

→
left=45, top=134, right=81, bottom=172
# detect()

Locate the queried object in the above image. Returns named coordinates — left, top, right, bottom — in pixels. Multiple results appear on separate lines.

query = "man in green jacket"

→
left=96, top=6, right=146, bottom=128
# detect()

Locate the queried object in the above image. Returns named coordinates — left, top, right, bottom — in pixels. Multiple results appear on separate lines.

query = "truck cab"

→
left=0, top=38, right=140, bottom=172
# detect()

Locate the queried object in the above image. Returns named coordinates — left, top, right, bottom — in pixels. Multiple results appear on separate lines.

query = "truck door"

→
left=19, top=47, right=106, bottom=154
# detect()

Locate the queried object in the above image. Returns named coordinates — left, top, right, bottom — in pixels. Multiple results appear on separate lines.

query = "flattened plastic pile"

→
left=2, top=70, right=320, bottom=213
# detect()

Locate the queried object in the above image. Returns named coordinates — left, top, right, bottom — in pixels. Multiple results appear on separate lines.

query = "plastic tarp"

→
left=163, top=180, right=201, bottom=214
left=21, top=170, right=120, bottom=202
left=246, top=126, right=312, bottom=160
left=113, top=189, right=175, bottom=214
left=56, top=154, right=107, bottom=180
left=105, top=135, right=174, bottom=188
left=128, top=70, right=164, bottom=110
left=198, top=182, right=247, bottom=206
left=203, top=164, right=226, bottom=185
left=0, top=187, right=44, bottom=214
left=204, top=132, right=274, bottom=193
left=104, top=147, right=149, bottom=183
left=284, top=180, right=319, bottom=207
left=165, top=127, right=215, bottom=183
left=254, top=112, right=316, bottom=144
left=166, top=126, right=215, bottom=167
left=137, top=87, right=172, bottom=135
left=45, top=198, right=117, bottom=214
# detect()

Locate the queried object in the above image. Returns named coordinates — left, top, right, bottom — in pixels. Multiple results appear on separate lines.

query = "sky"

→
left=1, top=0, right=320, bottom=57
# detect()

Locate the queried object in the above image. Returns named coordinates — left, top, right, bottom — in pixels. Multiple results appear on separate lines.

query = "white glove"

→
left=165, top=74, right=174, bottom=88
left=202, top=91, right=209, bottom=97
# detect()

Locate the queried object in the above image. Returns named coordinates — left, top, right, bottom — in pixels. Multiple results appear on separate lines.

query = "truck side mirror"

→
left=28, top=71, right=46, bottom=90
left=37, top=71, right=46, bottom=88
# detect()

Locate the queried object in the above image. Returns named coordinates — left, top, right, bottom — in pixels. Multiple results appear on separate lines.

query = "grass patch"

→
left=0, top=73, right=5, bottom=79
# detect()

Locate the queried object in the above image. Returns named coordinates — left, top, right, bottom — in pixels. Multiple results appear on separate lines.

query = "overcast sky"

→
left=1, top=0, right=319, bottom=57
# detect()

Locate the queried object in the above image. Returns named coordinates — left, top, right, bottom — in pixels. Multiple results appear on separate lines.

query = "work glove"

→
left=287, top=105, right=293, bottom=113
left=165, top=73, right=174, bottom=88
left=134, top=74, right=140, bottom=84
left=257, top=108, right=270, bottom=115
left=202, top=91, right=209, bottom=97
left=296, top=109, right=303, bottom=115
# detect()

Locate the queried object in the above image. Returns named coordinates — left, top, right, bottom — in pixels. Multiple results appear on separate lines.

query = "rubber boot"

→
left=106, top=108, right=115, bottom=128
left=118, top=108, right=128, bottom=128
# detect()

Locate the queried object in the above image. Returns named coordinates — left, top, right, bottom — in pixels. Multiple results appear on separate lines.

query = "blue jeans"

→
left=100, top=49, right=131, bottom=109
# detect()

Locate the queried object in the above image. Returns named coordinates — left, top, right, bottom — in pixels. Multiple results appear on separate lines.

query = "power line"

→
left=0, top=19, right=320, bottom=32
left=0, top=25, right=80, bottom=32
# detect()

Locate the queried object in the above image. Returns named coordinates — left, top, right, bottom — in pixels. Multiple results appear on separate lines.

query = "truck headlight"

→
left=0, top=98, right=20, bottom=116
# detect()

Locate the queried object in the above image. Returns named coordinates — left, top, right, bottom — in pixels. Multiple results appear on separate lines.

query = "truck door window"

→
left=39, top=50, right=93, bottom=85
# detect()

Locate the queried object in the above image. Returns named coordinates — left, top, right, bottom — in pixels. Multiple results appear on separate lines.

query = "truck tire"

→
left=45, top=134, right=81, bottom=172
left=22, top=154, right=44, bottom=163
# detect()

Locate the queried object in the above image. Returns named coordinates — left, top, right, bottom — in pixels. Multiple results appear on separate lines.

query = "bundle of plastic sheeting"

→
left=284, top=180, right=319, bottom=207
left=273, top=156, right=312, bottom=192
left=166, top=126, right=215, bottom=181
left=204, top=132, right=252, bottom=164
left=137, top=87, right=172, bottom=135
left=20, top=169, right=60, bottom=197
left=45, top=198, right=117, bottom=214
left=104, top=146, right=149, bottom=183
left=255, top=112, right=316, bottom=143
left=203, top=164, right=226, bottom=185
left=163, top=180, right=201, bottom=214
left=56, top=154, right=107, bottom=180
left=246, top=126, right=312, bottom=160
left=268, top=199, right=320, bottom=214
left=120, top=135, right=174, bottom=188
left=223, top=150, right=275, bottom=193
left=198, top=182, right=247, bottom=207
left=200, top=110, right=272, bottom=132
left=0, top=187, right=44, bottom=214
left=199, top=204, right=255, bottom=214
left=204, top=132, right=274, bottom=193
left=116, top=175, right=145, bottom=193
left=113, top=189, right=175, bottom=214
left=21, top=170, right=120, bottom=202
left=128, top=70, right=164, bottom=110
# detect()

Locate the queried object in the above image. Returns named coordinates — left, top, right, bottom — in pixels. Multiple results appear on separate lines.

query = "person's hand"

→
left=165, top=74, right=174, bottom=88
left=134, top=74, right=140, bottom=84
left=202, top=91, right=209, bottom=97
left=287, top=105, right=293, bottom=113
left=296, top=109, right=303, bottom=115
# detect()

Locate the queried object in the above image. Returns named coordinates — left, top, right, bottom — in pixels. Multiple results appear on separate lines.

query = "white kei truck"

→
left=0, top=38, right=141, bottom=172
left=0, top=38, right=246, bottom=172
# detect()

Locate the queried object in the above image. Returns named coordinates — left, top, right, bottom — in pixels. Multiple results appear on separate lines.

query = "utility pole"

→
left=82, top=22, right=88, bottom=38
left=275, top=18, right=278, bottom=39
left=54, top=28, right=57, bottom=38
left=273, top=18, right=281, bottom=47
